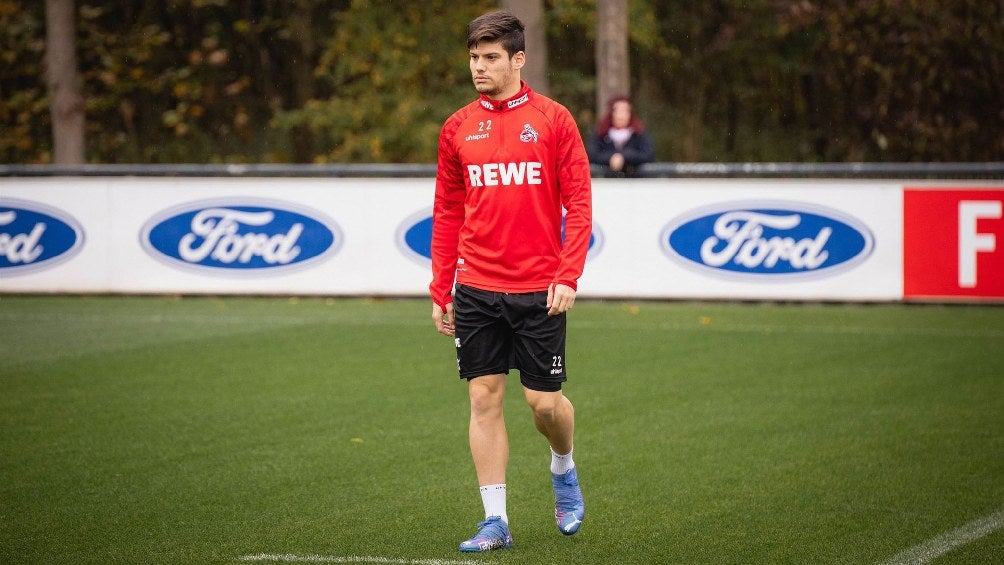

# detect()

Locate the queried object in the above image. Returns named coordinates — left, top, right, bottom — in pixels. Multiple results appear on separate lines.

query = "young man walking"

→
left=429, top=9, right=593, bottom=553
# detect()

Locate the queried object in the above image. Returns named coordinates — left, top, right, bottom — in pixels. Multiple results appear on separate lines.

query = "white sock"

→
left=550, top=447, right=575, bottom=475
left=479, top=483, right=507, bottom=524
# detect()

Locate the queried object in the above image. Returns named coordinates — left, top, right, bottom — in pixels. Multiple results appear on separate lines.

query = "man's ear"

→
left=511, top=50, right=526, bottom=70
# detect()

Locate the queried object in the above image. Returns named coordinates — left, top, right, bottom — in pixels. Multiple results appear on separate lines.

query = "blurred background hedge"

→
left=3, top=0, right=1001, bottom=164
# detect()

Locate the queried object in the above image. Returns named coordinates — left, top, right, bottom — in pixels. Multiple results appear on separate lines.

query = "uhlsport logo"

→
left=660, top=201, right=874, bottom=280
left=396, top=208, right=604, bottom=266
left=141, top=198, right=342, bottom=275
left=0, top=199, right=85, bottom=275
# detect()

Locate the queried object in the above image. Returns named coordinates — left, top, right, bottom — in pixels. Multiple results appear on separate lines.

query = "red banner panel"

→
left=903, top=189, right=1004, bottom=300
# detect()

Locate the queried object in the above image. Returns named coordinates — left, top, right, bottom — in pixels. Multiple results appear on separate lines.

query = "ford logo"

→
left=397, top=209, right=435, bottom=266
left=0, top=199, right=85, bottom=275
left=141, top=199, right=342, bottom=275
left=661, top=201, right=874, bottom=280
left=396, top=208, right=603, bottom=265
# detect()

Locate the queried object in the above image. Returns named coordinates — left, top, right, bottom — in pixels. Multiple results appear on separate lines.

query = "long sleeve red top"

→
left=430, top=82, right=593, bottom=308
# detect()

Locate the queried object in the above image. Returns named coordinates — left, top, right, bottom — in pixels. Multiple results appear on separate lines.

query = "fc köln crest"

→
left=520, top=123, right=539, bottom=143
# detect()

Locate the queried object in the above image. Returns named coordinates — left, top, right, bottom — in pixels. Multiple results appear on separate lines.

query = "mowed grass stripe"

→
left=1, top=296, right=1001, bottom=564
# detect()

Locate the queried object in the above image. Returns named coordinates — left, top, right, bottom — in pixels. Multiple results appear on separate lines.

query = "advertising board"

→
left=2, top=177, right=1001, bottom=302
left=903, top=188, right=1004, bottom=300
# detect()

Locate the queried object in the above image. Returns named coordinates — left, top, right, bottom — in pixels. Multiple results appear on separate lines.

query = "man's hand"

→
left=546, top=283, right=576, bottom=316
left=432, top=301, right=455, bottom=336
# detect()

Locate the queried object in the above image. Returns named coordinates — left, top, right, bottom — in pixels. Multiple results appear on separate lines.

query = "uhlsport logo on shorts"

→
left=141, top=198, right=342, bottom=276
left=396, top=208, right=604, bottom=266
left=660, top=201, right=874, bottom=280
left=0, top=198, right=85, bottom=275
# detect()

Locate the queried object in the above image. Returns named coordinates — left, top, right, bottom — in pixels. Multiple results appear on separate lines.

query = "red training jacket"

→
left=429, top=82, right=593, bottom=308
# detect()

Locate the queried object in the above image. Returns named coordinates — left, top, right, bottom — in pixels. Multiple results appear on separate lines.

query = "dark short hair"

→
left=467, top=10, right=525, bottom=57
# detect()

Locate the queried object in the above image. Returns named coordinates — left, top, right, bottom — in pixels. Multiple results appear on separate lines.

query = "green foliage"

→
left=1, top=1, right=1000, bottom=163
left=273, top=0, right=495, bottom=163
left=0, top=1, right=49, bottom=163
left=805, top=0, right=1004, bottom=161
left=632, top=0, right=1003, bottom=162
left=69, top=1, right=341, bottom=163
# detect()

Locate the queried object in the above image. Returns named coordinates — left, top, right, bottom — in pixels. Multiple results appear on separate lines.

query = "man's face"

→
left=469, top=41, right=523, bottom=99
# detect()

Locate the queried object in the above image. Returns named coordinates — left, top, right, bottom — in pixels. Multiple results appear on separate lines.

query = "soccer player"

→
left=429, top=9, right=592, bottom=553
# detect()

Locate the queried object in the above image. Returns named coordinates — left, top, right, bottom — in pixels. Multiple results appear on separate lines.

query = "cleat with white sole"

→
left=459, top=516, right=513, bottom=552
left=552, top=467, right=585, bottom=535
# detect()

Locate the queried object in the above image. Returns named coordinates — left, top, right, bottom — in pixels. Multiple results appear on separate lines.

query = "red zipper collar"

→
left=478, top=81, right=532, bottom=112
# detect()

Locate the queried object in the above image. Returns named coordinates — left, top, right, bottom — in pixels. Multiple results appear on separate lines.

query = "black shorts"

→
left=453, top=284, right=567, bottom=392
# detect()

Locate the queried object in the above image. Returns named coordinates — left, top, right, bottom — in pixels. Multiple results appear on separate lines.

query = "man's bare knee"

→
left=469, top=375, right=506, bottom=415
left=525, top=389, right=569, bottom=421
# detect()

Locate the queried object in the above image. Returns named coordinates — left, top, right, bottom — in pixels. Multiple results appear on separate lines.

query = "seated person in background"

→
left=587, top=96, right=655, bottom=177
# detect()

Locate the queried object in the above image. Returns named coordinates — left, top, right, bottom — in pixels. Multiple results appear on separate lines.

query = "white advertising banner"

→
left=1, top=177, right=435, bottom=295
left=0, top=175, right=979, bottom=301
left=584, top=178, right=901, bottom=300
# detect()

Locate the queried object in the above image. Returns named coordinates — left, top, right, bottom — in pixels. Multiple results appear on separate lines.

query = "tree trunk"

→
left=45, top=0, right=85, bottom=164
left=680, top=84, right=706, bottom=161
left=501, top=0, right=549, bottom=95
left=288, top=0, right=317, bottom=162
left=595, top=0, right=629, bottom=116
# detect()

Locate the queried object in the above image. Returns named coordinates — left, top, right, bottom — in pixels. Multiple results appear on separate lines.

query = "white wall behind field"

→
left=2, top=176, right=1002, bottom=302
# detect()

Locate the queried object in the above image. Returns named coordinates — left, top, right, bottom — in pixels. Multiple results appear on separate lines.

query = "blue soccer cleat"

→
left=552, top=467, right=585, bottom=535
left=458, top=516, right=513, bottom=552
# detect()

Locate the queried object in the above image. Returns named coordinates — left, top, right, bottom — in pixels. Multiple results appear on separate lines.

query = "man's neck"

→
left=487, top=79, right=523, bottom=101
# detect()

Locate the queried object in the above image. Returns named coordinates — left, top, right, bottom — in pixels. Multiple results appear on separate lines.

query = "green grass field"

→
left=1, top=295, right=1002, bottom=564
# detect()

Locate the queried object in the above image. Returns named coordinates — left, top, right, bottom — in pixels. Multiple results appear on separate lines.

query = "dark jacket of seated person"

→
left=587, top=96, right=656, bottom=177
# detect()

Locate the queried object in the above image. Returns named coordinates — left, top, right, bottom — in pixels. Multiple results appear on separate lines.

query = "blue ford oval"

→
left=661, top=202, right=874, bottom=279
left=141, top=199, right=341, bottom=274
left=0, top=199, right=85, bottom=274
left=400, top=214, right=434, bottom=264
